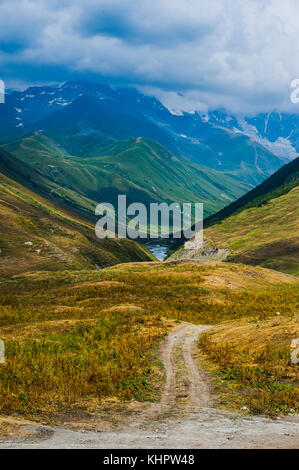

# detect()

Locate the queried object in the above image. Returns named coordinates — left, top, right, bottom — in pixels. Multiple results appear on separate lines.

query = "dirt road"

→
left=0, top=323, right=298, bottom=449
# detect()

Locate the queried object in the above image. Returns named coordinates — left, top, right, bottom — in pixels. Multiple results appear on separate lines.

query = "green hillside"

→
left=4, top=132, right=252, bottom=217
left=0, top=145, right=103, bottom=223
left=206, top=186, right=299, bottom=275
left=0, top=170, right=153, bottom=276
left=173, top=157, right=299, bottom=275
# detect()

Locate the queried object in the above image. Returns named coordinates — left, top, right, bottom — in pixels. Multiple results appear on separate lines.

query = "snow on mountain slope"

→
left=0, top=81, right=297, bottom=187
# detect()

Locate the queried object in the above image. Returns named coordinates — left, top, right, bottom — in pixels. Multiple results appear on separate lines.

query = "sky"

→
left=1, top=0, right=299, bottom=114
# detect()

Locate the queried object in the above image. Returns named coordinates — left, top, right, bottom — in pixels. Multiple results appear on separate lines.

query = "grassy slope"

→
left=205, top=186, right=299, bottom=275
left=4, top=132, right=251, bottom=217
left=203, top=157, right=299, bottom=275
left=199, top=315, right=299, bottom=416
left=0, top=261, right=297, bottom=416
left=0, top=146, right=103, bottom=223
left=205, top=156, right=299, bottom=226
left=0, top=171, right=153, bottom=276
left=172, top=157, right=299, bottom=275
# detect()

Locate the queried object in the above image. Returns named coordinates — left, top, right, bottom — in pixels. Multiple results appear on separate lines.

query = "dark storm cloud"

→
left=0, top=0, right=299, bottom=113
left=76, top=1, right=213, bottom=46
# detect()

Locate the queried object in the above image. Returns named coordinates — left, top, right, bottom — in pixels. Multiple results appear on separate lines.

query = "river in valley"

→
left=145, top=241, right=169, bottom=261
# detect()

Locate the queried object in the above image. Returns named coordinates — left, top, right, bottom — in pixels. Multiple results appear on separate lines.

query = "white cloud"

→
left=1, top=0, right=299, bottom=112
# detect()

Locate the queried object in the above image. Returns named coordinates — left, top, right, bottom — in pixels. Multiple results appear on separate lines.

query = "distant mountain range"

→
left=1, top=81, right=297, bottom=187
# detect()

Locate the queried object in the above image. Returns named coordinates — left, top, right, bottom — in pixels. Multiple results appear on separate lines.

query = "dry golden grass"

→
left=0, top=261, right=298, bottom=416
left=198, top=316, right=299, bottom=416
left=0, top=172, right=152, bottom=276
left=0, top=310, right=168, bottom=414
left=204, top=186, right=299, bottom=275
